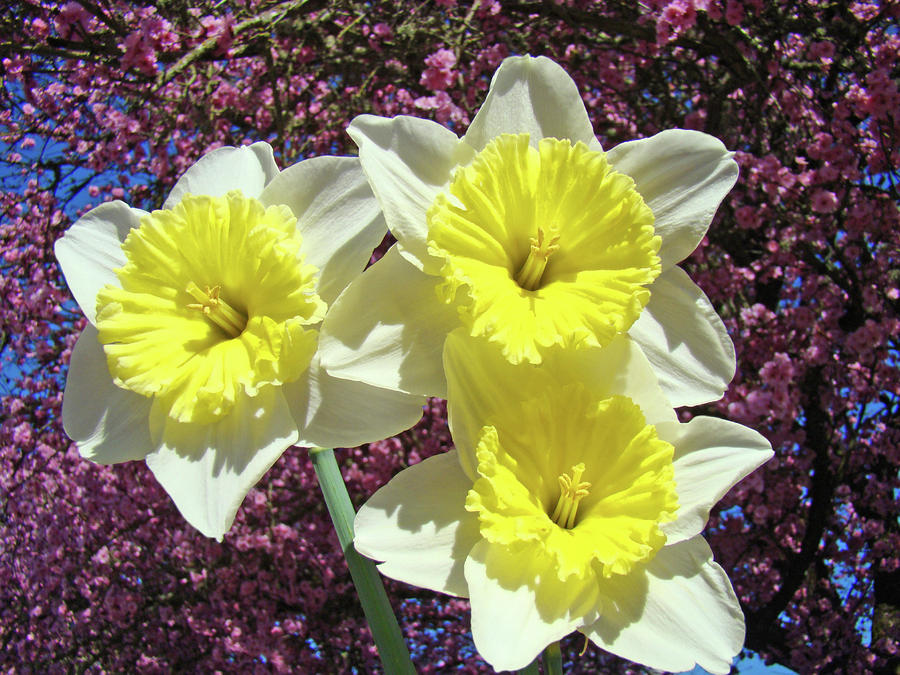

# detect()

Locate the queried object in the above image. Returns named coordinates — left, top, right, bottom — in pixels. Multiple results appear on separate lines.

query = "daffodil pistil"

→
left=551, top=463, right=591, bottom=529
left=95, top=191, right=326, bottom=425
left=185, top=281, right=247, bottom=338
left=515, top=225, right=561, bottom=291
left=426, top=133, right=661, bottom=365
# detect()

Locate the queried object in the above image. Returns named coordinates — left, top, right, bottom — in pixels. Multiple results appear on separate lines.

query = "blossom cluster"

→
left=1, top=0, right=898, bottom=672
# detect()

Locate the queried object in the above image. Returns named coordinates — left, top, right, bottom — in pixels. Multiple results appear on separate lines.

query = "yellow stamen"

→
left=579, top=633, right=590, bottom=656
left=514, top=225, right=560, bottom=291
left=550, top=462, right=591, bottom=529
left=186, top=281, right=247, bottom=338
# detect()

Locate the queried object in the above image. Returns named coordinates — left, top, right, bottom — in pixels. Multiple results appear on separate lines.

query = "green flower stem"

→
left=309, top=447, right=415, bottom=675
left=516, top=659, right=541, bottom=675
left=542, top=641, right=563, bottom=675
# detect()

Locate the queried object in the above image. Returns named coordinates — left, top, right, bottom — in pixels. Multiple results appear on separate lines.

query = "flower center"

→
left=95, top=191, right=326, bottom=424
left=514, top=225, right=560, bottom=291
left=549, top=462, right=591, bottom=529
left=465, top=388, right=679, bottom=581
left=425, top=133, right=661, bottom=365
left=186, top=282, right=247, bottom=338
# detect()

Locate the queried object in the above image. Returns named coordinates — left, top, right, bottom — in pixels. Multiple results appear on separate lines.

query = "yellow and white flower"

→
left=56, top=143, right=424, bottom=540
left=319, top=55, right=739, bottom=406
left=355, top=330, right=772, bottom=672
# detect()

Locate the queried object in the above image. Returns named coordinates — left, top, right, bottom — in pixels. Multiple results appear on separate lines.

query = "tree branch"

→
left=745, top=366, right=836, bottom=656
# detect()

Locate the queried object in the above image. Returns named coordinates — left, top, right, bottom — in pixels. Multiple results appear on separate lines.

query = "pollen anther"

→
left=550, top=462, right=591, bottom=529
left=514, top=225, right=560, bottom=291
left=186, top=281, right=247, bottom=338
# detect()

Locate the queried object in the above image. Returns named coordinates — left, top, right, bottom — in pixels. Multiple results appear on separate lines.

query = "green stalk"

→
left=542, top=641, right=563, bottom=675
left=516, top=659, right=541, bottom=675
left=309, top=447, right=415, bottom=675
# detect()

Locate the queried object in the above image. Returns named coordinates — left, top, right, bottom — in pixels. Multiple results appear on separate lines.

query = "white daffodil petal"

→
left=465, top=540, right=584, bottom=672
left=541, top=335, right=677, bottom=426
left=656, top=417, right=773, bottom=544
left=318, top=246, right=456, bottom=398
left=629, top=266, right=736, bottom=407
left=259, top=156, right=386, bottom=306
left=54, top=201, right=145, bottom=324
left=348, top=114, right=468, bottom=268
left=355, top=450, right=478, bottom=597
left=583, top=537, right=744, bottom=675
left=145, top=387, right=299, bottom=541
left=285, top=356, right=424, bottom=449
left=163, top=142, right=279, bottom=208
left=606, top=129, right=739, bottom=269
left=464, top=55, right=600, bottom=152
left=62, top=325, right=153, bottom=464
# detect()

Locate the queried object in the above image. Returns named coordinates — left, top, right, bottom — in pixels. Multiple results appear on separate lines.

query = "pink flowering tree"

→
left=1, top=0, right=897, bottom=671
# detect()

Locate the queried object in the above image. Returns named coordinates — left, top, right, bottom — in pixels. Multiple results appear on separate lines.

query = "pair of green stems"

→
left=309, top=447, right=565, bottom=675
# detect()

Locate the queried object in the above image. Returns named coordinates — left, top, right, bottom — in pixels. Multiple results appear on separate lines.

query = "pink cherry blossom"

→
left=1, top=1, right=897, bottom=671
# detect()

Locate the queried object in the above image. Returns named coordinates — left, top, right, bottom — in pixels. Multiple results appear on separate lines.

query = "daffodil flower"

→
left=56, top=143, right=424, bottom=540
left=319, top=55, right=739, bottom=407
left=354, top=330, right=772, bottom=672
